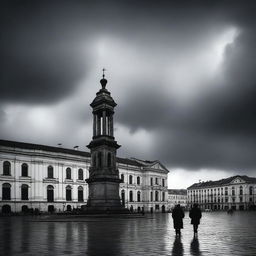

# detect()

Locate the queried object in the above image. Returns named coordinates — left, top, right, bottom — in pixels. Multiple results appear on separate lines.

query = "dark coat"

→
left=172, top=206, right=185, bottom=229
left=189, top=207, right=202, bottom=225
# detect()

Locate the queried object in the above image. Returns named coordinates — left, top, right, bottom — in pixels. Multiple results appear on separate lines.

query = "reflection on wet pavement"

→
left=0, top=211, right=255, bottom=255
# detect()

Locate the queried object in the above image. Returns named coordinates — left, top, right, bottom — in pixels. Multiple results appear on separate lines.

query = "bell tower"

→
left=86, top=70, right=124, bottom=212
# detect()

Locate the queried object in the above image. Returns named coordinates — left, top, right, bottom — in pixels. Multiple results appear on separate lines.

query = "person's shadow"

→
left=171, top=236, right=184, bottom=256
left=190, top=236, right=203, bottom=256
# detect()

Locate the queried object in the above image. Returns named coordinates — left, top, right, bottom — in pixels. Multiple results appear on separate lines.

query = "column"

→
left=97, top=115, right=101, bottom=135
left=93, top=114, right=96, bottom=137
left=107, top=116, right=110, bottom=135
left=106, top=115, right=109, bottom=135
left=103, top=110, right=107, bottom=135
left=109, top=115, right=113, bottom=136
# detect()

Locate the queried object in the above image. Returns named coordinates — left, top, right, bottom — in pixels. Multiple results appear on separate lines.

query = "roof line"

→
left=0, top=139, right=150, bottom=168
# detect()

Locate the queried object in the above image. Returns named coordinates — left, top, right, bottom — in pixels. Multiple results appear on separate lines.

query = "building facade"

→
left=187, top=175, right=256, bottom=211
left=167, top=189, right=187, bottom=211
left=0, top=140, right=168, bottom=213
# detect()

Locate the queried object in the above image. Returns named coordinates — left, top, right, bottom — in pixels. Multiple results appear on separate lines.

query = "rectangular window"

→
left=78, top=190, right=83, bottom=202
left=21, top=164, right=28, bottom=177
left=66, top=190, right=72, bottom=201
left=21, top=186, right=28, bottom=200
left=47, top=190, right=54, bottom=202
left=2, top=187, right=11, bottom=200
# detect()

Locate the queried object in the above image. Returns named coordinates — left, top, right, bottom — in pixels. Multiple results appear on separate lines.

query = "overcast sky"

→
left=1, top=0, right=256, bottom=188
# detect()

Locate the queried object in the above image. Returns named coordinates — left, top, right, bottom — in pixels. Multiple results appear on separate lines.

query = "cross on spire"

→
left=100, top=68, right=108, bottom=89
left=102, top=68, right=106, bottom=78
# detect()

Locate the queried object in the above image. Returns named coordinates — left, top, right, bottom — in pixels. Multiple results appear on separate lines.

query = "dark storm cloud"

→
left=0, top=0, right=244, bottom=103
left=1, top=0, right=256, bottom=174
left=117, top=29, right=256, bottom=171
left=0, top=1, right=95, bottom=103
left=0, top=0, right=240, bottom=104
left=114, top=1, right=256, bottom=171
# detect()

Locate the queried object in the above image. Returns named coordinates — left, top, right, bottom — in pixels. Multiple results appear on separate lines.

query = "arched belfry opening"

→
left=86, top=71, right=128, bottom=213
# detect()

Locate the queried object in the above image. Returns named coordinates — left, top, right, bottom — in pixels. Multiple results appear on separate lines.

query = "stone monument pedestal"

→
left=85, top=179, right=129, bottom=213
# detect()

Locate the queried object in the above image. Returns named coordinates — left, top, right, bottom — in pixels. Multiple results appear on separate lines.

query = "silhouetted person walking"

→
left=172, top=204, right=185, bottom=236
left=189, top=203, right=202, bottom=235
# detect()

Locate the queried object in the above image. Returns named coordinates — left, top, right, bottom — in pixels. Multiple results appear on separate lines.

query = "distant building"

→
left=187, top=175, right=256, bottom=211
left=167, top=189, right=187, bottom=211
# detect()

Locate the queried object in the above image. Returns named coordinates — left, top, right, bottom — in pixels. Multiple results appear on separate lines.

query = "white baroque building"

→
left=0, top=140, right=169, bottom=213
left=187, top=175, right=256, bottom=211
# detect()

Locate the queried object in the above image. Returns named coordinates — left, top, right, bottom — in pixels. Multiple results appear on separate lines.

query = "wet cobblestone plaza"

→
left=0, top=211, right=256, bottom=256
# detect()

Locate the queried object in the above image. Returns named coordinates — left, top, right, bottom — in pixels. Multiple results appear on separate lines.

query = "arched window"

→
left=2, top=205, right=11, bottom=214
left=121, top=174, right=124, bottom=182
left=47, top=185, right=54, bottom=202
left=78, top=186, right=83, bottom=202
left=162, top=192, right=165, bottom=201
left=155, top=191, right=159, bottom=202
left=129, top=191, right=133, bottom=202
left=137, top=176, right=140, bottom=185
left=249, top=186, right=253, bottom=195
left=22, top=205, right=28, bottom=213
left=129, top=175, right=133, bottom=184
left=78, top=169, right=83, bottom=180
left=137, top=191, right=141, bottom=202
left=107, top=153, right=112, bottom=167
left=66, top=168, right=71, bottom=179
left=150, top=191, right=153, bottom=201
left=3, top=161, right=11, bottom=176
left=239, top=186, right=243, bottom=195
left=47, top=166, right=54, bottom=178
left=2, top=183, right=11, bottom=200
left=21, top=184, right=29, bottom=200
left=66, top=186, right=72, bottom=201
left=98, top=152, right=102, bottom=167
left=21, top=163, right=28, bottom=177
left=121, top=190, right=125, bottom=206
